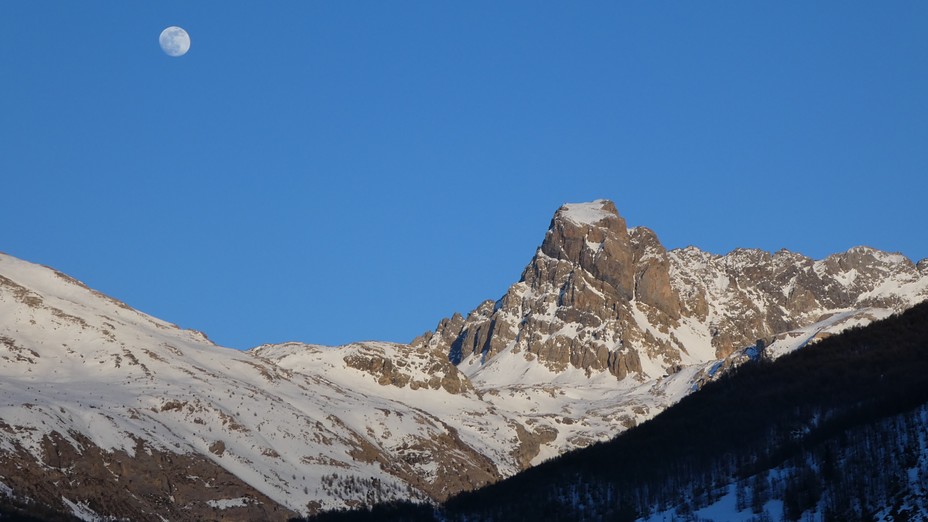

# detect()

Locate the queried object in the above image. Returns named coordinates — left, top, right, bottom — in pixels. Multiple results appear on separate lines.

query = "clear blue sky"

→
left=2, top=2, right=926, bottom=349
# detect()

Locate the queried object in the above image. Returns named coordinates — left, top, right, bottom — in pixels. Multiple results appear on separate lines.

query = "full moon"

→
left=159, top=26, right=190, bottom=57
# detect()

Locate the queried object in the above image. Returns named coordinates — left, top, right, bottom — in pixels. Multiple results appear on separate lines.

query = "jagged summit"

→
left=419, top=199, right=928, bottom=384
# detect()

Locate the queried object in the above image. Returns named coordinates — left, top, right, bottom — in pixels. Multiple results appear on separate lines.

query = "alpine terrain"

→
left=1, top=200, right=926, bottom=520
left=439, top=298, right=928, bottom=522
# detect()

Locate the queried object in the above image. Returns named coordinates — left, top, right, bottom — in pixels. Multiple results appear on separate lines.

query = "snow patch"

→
left=61, top=497, right=104, bottom=522
left=206, top=497, right=251, bottom=509
left=559, top=200, right=614, bottom=226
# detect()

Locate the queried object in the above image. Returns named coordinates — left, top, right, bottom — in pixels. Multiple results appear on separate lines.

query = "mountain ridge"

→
left=417, top=200, right=926, bottom=379
left=1, top=199, right=926, bottom=520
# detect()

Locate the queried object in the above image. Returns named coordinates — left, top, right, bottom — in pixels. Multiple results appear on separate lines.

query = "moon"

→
left=159, top=26, right=190, bottom=57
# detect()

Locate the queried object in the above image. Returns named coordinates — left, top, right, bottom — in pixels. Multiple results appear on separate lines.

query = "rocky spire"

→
left=536, top=200, right=636, bottom=302
left=416, top=200, right=928, bottom=382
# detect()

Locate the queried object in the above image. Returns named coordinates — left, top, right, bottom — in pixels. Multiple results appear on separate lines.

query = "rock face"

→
left=417, top=200, right=928, bottom=381
left=341, top=342, right=472, bottom=394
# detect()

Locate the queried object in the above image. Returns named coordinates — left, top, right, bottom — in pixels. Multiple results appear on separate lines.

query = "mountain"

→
left=413, top=199, right=928, bottom=459
left=1, top=200, right=926, bottom=520
left=0, top=254, right=502, bottom=520
left=437, top=299, right=928, bottom=521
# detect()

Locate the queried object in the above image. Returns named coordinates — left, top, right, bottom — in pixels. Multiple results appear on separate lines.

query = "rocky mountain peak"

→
left=538, top=199, right=633, bottom=301
left=422, top=200, right=928, bottom=384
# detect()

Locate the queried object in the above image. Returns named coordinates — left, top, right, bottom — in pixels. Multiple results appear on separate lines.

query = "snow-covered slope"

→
left=0, top=253, right=503, bottom=520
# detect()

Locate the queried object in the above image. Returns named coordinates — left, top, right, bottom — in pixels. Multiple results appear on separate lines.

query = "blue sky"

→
left=2, top=2, right=926, bottom=349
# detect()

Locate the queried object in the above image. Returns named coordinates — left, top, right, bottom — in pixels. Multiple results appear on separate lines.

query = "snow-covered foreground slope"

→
left=0, top=253, right=504, bottom=519
left=1, top=200, right=926, bottom=521
left=256, top=340, right=686, bottom=470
